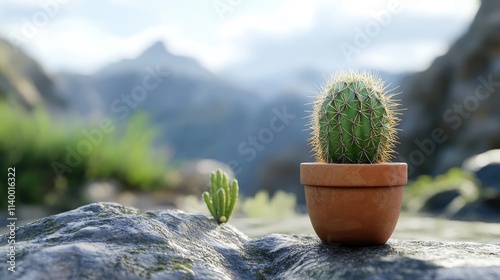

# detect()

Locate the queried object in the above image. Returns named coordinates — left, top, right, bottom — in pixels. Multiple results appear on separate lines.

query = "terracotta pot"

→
left=300, top=162, right=407, bottom=246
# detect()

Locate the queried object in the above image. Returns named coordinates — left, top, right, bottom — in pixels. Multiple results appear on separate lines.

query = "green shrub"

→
left=0, top=102, right=172, bottom=210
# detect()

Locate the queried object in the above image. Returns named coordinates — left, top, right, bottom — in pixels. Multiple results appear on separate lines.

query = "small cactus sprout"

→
left=310, top=71, right=400, bottom=163
left=202, top=169, right=239, bottom=224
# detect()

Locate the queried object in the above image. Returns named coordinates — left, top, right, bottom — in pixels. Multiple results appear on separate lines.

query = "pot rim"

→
left=300, top=162, right=407, bottom=187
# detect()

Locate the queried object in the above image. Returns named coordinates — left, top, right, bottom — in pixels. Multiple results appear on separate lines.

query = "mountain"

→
left=0, top=39, right=67, bottom=111
left=58, top=41, right=286, bottom=194
left=222, top=65, right=408, bottom=101
left=92, top=41, right=264, bottom=158
left=98, top=41, right=213, bottom=79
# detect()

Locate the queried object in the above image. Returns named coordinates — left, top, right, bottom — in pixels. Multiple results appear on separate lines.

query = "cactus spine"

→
left=203, top=169, right=239, bottom=224
left=310, top=71, right=399, bottom=164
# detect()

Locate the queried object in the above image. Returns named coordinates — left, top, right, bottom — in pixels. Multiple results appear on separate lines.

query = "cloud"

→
left=218, top=0, right=479, bottom=78
left=357, top=40, right=450, bottom=73
left=24, top=18, right=123, bottom=73
left=27, top=18, right=202, bottom=74
left=0, top=0, right=480, bottom=76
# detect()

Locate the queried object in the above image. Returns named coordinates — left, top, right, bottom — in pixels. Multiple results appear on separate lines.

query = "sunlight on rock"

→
left=463, top=149, right=500, bottom=172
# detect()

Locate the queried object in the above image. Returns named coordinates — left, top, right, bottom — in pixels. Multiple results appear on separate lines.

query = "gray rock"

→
left=1, top=202, right=499, bottom=280
left=449, top=149, right=500, bottom=221
left=421, top=189, right=461, bottom=214
left=451, top=201, right=500, bottom=222
left=463, top=149, right=500, bottom=200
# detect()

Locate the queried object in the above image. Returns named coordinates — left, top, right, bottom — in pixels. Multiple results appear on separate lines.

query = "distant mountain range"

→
left=55, top=41, right=317, bottom=196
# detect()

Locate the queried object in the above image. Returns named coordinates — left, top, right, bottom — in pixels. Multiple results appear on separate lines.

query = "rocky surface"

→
left=1, top=203, right=499, bottom=279
left=398, top=0, right=500, bottom=178
left=231, top=212, right=500, bottom=244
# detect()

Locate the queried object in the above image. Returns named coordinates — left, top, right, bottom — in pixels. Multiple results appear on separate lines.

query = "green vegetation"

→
left=242, top=190, right=297, bottom=218
left=0, top=102, right=172, bottom=210
left=404, top=168, right=480, bottom=211
left=310, top=71, right=399, bottom=163
left=202, top=169, right=239, bottom=223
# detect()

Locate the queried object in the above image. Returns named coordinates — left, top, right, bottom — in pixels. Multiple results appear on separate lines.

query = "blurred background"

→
left=1, top=0, right=499, bottom=239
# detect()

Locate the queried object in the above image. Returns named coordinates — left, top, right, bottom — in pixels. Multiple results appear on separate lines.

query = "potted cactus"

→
left=300, top=71, right=407, bottom=246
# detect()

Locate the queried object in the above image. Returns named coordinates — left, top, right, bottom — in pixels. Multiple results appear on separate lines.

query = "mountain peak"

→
left=99, top=40, right=213, bottom=78
left=141, top=41, right=169, bottom=58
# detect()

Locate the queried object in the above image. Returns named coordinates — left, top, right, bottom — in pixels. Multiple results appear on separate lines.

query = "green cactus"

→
left=202, top=169, right=239, bottom=224
left=310, top=71, right=400, bottom=163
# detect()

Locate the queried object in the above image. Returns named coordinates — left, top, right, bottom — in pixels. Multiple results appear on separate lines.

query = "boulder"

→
left=463, top=149, right=500, bottom=203
left=420, top=189, right=461, bottom=214
left=447, top=149, right=500, bottom=221
left=1, top=203, right=499, bottom=279
left=451, top=201, right=500, bottom=222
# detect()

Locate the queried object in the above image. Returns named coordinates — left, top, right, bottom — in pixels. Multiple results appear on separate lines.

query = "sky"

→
left=0, top=0, right=480, bottom=77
